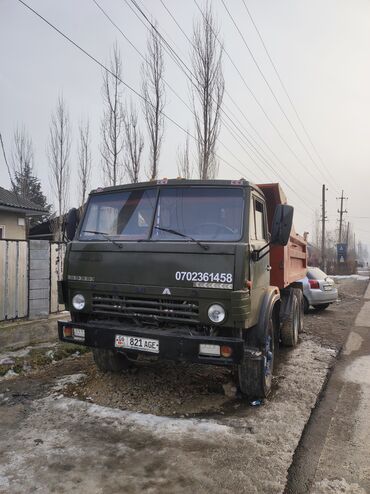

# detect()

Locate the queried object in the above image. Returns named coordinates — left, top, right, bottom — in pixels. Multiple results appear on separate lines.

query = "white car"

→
left=300, top=267, right=338, bottom=313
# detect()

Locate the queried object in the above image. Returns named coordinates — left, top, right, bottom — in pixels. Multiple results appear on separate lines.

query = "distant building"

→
left=0, top=186, right=47, bottom=240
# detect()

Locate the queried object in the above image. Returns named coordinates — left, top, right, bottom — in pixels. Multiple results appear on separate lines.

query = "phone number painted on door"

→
left=175, top=271, right=233, bottom=283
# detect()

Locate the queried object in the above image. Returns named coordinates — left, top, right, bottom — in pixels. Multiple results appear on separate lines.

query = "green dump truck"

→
left=58, top=179, right=307, bottom=398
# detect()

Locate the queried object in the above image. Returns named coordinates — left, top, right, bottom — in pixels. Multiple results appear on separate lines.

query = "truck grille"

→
left=92, top=294, right=200, bottom=324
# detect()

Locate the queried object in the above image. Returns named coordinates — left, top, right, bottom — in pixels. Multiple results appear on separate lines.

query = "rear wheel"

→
left=238, top=311, right=275, bottom=399
left=92, top=348, right=132, bottom=373
left=280, top=289, right=303, bottom=347
left=313, top=303, right=330, bottom=311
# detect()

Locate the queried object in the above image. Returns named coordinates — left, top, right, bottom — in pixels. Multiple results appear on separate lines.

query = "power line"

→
left=16, top=0, right=247, bottom=180
left=209, top=0, right=325, bottom=189
left=191, top=0, right=322, bottom=199
left=17, top=0, right=314, bottom=215
left=93, top=0, right=262, bottom=182
left=128, top=0, right=315, bottom=212
left=241, top=0, right=340, bottom=194
left=220, top=0, right=334, bottom=190
left=155, top=0, right=317, bottom=210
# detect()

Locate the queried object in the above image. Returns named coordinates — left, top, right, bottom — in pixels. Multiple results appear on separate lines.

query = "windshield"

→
left=80, top=187, right=244, bottom=242
left=152, top=188, right=244, bottom=241
left=79, top=189, right=157, bottom=240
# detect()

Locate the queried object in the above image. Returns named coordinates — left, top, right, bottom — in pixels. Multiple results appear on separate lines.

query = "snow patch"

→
left=343, top=356, right=370, bottom=386
left=53, top=396, right=234, bottom=439
left=52, top=373, right=87, bottom=391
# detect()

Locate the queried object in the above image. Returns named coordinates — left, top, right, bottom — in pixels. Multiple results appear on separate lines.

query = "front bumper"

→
left=58, top=320, right=245, bottom=366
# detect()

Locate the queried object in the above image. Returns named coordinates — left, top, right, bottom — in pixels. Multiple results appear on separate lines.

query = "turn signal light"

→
left=63, top=326, right=73, bottom=338
left=220, top=345, right=233, bottom=358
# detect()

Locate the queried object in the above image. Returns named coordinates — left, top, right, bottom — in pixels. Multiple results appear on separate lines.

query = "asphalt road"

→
left=0, top=277, right=367, bottom=494
left=286, top=274, right=370, bottom=494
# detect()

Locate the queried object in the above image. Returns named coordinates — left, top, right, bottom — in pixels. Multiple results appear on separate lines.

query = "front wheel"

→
left=237, top=312, right=275, bottom=399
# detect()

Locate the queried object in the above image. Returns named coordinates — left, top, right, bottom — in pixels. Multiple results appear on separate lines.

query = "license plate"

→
left=324, top=285, right=332, bottom=291
left=115, top=335, right=159, bottom=354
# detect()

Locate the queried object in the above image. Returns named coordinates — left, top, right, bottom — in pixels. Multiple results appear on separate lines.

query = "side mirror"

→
left=65, top=208, right=79, bottom=241
left=271, top=204, right=293, bottom=246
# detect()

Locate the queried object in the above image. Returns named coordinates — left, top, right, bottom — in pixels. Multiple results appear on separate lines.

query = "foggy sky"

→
left=1, top=0, right=370, bottom=250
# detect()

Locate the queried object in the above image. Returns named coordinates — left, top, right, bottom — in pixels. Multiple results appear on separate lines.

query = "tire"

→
left=238, top=309, right=276, bottom=399
left=280, top=289, right=302, bottom=347
left=303, top=296, right=310, bottom=314
left=313, top=303, right=330, bottom=311
left=92, top=348, right=131, bottom=373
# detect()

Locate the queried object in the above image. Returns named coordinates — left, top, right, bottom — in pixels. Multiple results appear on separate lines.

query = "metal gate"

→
left=0, top=240, right=28, bottom=320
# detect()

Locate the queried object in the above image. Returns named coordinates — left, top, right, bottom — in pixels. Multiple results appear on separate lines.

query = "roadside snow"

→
left=54, top=396, right=234, bottom=438
left=331, top=274, right=369, bottom=281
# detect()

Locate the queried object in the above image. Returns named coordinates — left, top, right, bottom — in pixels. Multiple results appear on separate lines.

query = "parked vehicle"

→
left=301, top=267, right=338, bottom=313
left=58, top=180, right=307, bottom=399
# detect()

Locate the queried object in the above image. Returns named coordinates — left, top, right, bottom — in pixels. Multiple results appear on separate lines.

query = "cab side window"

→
left=251, top=197, right=267, bottom=241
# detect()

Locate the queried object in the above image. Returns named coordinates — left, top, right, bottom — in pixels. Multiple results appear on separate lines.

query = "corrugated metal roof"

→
left=0, top=186, right=47, bottom=213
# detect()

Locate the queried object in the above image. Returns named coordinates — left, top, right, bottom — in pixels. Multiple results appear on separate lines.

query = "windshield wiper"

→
left=82, top=230, right=123, bottom=249
left=153, top=226, right=209, bottom=250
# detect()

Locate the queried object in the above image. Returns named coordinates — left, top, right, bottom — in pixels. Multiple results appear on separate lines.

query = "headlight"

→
left=208, top=304, right=226, bottom=323
left=72, top=293, right=85, bottom=311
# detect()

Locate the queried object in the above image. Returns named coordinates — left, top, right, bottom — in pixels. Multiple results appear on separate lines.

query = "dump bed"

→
left=257, top=183, right=307, bottom=289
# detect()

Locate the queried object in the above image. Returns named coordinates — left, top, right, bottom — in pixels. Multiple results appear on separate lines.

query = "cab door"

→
left=249, top=194, right=270, bottom=326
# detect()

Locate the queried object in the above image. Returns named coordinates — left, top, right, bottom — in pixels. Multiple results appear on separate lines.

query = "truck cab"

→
left=58, top=179, right=306, bottom=398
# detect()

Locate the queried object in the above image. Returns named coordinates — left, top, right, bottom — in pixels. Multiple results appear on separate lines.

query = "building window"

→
left=0, top=226, right=4, bottom=239
left=18, top=217, right=25, bottom=226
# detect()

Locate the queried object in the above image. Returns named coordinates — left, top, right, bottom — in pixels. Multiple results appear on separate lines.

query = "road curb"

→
left=0, top=312, right=70, bottom=351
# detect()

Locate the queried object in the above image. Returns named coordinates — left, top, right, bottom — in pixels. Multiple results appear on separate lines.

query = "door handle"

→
left=266, top=265, right=272, bottom=271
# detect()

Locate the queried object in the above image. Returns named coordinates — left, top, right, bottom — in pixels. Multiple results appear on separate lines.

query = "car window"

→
left=251, top=197, right=266, bottom=241
left=307, top=267, right=327, bottom=280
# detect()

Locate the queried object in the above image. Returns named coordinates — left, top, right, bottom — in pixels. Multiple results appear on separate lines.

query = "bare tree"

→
left=141, top=25, right=165, bottom=180
left=78, top=119, right=92, bottom=206
left=123, top=101, right=144, bottom=183
left=177, top=134, right=192, bottom=178
left=191, top=2, right=224, bottom=179
left=11, top=125, right=34, bottom=197
left=101, top=44, right=125, bottom=186
left=48, top=95, right=71, bottom=241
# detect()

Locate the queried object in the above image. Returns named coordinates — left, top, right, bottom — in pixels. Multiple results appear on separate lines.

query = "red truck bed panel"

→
left=257, top=183, right=307, bottom=288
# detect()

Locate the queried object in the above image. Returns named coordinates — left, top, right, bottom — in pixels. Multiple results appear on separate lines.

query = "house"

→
left=0, top=186, right=47, bottom=240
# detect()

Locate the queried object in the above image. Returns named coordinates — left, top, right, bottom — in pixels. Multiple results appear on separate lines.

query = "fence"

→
left=0, top=239, right=66, bottom=321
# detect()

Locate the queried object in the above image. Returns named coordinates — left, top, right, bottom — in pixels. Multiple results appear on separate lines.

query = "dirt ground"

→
left=0, top=277, right=366, bottom=493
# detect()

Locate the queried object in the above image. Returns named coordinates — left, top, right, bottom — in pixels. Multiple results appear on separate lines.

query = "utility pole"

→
left=337, top=190, right=348, bottom=243
left=321, top=184, right=327, bottom=272
left=354, top=233, right=356, bottom=258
